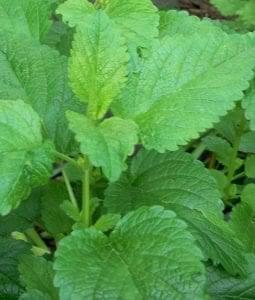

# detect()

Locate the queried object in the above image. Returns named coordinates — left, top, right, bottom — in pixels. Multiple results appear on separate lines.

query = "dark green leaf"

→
left=54, top=206, right=206, bottom=299
left=19, top=255, right=58, bottom=300
left=41, top=183, right=74, bottom=236
left=106, top=150, right=248, bottom=275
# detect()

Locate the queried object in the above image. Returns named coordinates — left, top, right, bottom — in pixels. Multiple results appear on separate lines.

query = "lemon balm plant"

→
left=1, top=0, right=255, bottom=299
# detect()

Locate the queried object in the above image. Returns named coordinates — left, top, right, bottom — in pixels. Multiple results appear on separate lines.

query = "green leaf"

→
left=44, top=21, right=74, bottom=56
left=0, top=100, right=42, bottom=152
left=0, top=276, right=22, bottom=300
left=207, top=265, right=255, bottom=300
left=60, top=201, right=80, bottom=222
left=69, top=10, right=128, bottom=119
left=0, top=100, right=53, bottom=215
left=57, top=0, right=94, bottom=27
left=0, top=0, right=52, bottom=42
left=67, top=112, right=138, bottom=181
left=0, top=190, right=41, bottom=236
left=230, top=184, right=255, bottom=253
left=203, top=135, right=243, bottom=170
left=210, top=0, right=246, bottom=16
left=240, top=131, right=255, bottom=153
left=0, top=238, right=30, bottom=299
left=243, top=80, right=255, bottom=131
left=113, top=32, right=255, bottom=151
left=0, top=36, right=82, bottom=152
left=241, top=184, right=255, bottom=210
left=105, top=150, right=248, bottom=275
left=245, top=155, right=255, bottom=178
left=93, top=213, right=121, bottom=232
left=63, top=162, right=83, bottom=182
left=238, top=1, right=255, bottom=27
left=58, top=0, right=159, bottom=51
left=20, top=290, right=51, bottom=300
left=211, top=0, right=255, bottom=28
left=54, top=206, right=206, bottom=300
left=19, top=255, right=58, bottom=300
left=202, top=136, right=235, bottom=168
left=159, top=10, right=221, bottom=38
left=209, top=170, right=228, bottom=198
left=0, top=142, right=53, bottom=215
left=106, top=150, right=223, bottom=216
left=215, top=106, right=244, bottom=145
left=105, top=0, right=159, bottom=49
left=170, top=205, right=248, bottom=276
left=41, top=183, right=74, bottom=236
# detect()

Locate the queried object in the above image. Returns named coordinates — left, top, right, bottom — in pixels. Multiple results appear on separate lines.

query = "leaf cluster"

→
left=1, top=0, right=255, bottom=299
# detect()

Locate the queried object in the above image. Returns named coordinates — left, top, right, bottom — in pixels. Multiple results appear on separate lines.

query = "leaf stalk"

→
left=81, top=159, right=91, bottom=227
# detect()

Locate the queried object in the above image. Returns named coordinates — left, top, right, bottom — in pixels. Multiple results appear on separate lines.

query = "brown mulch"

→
left=153, top=0, right=224, bottom=19
left=179, top=0, right=224, bottom=19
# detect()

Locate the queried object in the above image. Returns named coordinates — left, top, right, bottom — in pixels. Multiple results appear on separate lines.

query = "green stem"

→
left=81, top=162, right=90, bottom=227
left=25, top=228, right=49, bottom=252
left=232, top=171, right=245, bottom=181
left=54, top=151, right=81, bottom=169
left=192, top=143, right=206, bottom=160
left=209, top=153, right=216, bottom=169
left=62, top=169, right=78, bottom=208
left=224, top=114, right=246, bottom=200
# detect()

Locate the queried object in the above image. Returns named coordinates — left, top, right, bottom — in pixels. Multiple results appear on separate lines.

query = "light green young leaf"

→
left=57, top=0, right=94, bottom=27
left=105, top=0, right=159, bottom=49
left=0, top=100, right=53, bottom=215
left=0, top=0, right=52, bottom=42
left=54, top=206, right=206, bottom=300
left=67, top=112, right=138, bottom=182
left=245, top=155, right=255, bottom=178
left=230, top=184, right=255, bottom=253
left=0, top=36, right=82, bottom=152
left=69, top=10, right=128, bottom=119
left=93, top=213, right=121, bottom=232
left=41, top=183, right=74, bottom=236
left=0, top=238, right=30, bottom=299
left=159, top=10, right=222, bottom=38
left=113, top=32, right=255, bottom=151
left=105, top=150, right=248, bottom=275
left=58, top=0, right=159, bottom=52
left=19, top=255, right=58, bottom=300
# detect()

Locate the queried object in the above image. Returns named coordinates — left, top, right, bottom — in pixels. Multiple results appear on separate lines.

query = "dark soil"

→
left=153, top=0, right=224, bottom=19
